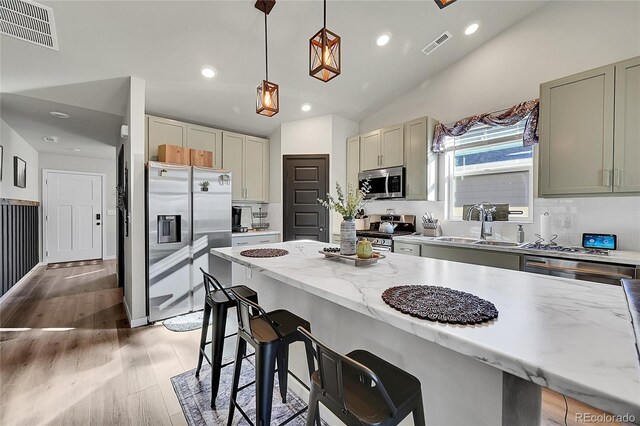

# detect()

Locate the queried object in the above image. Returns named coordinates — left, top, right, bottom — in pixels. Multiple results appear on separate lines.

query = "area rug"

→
left=163, top=311, right=207, bottom=332
left=171, top=358, right=316, bottom=426
left=47, top=259, right=102, bottom=269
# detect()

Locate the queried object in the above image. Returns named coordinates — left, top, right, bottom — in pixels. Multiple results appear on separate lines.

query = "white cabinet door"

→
left=380, top=124, right=404, bottom=168
left=346, top=136, right=360, bottom=191
left=147, top=115, right=187, bottom=161
left=404, top=118, right=427, bottom=200
left=360, top=130, right=381, bottom=171
left=614, top=57, right=640, bottom=193
left=45, top=172, right=102, bottom=263
left=222, top=132, right=245, bottom=201
left=244, top=137, right=269, bottom=202
left=186, top=124, right=223, bottom=169
left=539, top=65, right=615, bottom=195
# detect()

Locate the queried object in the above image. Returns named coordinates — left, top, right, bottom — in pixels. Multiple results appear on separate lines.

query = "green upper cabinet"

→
left=346, top=136, right=360, bottom=191
left=186, top=124, right=223, bottom=169
left=405, top=116, right=438, bottom=201
left=380, top=124, right=404, bottom=168
left=359, top=130, right=381, bottom=171
left=539, top=56, right=640, bottom=197
left=613, top=57, right=640, bottom=193
left=146, top=115, right=187, bottom=161
left=222, top=132, right=269, bottom=203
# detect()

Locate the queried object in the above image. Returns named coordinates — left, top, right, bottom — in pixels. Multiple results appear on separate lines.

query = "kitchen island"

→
left=211, top=240, right=639, bottom=425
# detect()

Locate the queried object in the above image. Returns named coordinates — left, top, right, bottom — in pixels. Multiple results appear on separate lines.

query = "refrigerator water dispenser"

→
left=157, top=215, right=181, bottom=243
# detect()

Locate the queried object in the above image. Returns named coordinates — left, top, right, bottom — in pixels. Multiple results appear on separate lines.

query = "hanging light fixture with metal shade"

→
left=255, top=0, right=279, bottom=117
left=434, top=0, right=457, bottom=9
left=309, top=0, right=341, bottom=82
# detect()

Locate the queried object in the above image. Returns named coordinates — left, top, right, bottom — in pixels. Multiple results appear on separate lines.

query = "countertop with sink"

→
left=393, top=234, right=640, bottom=265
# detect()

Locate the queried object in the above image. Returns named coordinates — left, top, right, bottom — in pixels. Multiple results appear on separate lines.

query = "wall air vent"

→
left=421, top=31, right=452, bottom=55
left=0, top=0, right=58, bottom=50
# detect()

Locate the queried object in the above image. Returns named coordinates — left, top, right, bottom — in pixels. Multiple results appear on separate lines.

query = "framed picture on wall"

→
left=14, top=156, right=26, bottom=188
left=0, top=145, right=3, bottom=181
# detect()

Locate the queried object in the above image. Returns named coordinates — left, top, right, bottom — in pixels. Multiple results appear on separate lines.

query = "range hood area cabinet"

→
left=222, top=132, right=270, bottom=203
left=539, top=56, right=640, bottom=196
left=359, top=124, right=404, bottom=170
left=347, top=115, right=438, bottom=201
left=145, top=115, right=223, bottom=169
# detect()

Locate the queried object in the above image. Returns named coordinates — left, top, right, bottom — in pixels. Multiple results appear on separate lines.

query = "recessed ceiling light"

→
left=66, top=148, right=81, bottom=152
left=376, top=33, right=391, bottom=46
left=49, top=111, right=70, bottom=119
left=42, top=136, right=58, bottom=143
left=464, top=22, right=479, bottom=35
left=301, top=104, right=312, bottom=112
left=200, top=66, right=216, bottom=79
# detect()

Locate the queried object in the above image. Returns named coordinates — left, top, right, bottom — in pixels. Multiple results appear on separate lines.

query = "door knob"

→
left=319, top=227, right=325, bottom=232
left=96, top=222, right=101, bottom=226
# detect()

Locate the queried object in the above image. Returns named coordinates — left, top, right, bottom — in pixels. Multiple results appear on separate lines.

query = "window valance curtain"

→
left=432, top=99, right=539, bottom=153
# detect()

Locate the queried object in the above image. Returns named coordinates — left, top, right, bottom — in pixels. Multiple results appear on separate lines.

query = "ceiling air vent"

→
left=0, top=0, right=58, bottom=50
left=421, top=31, right=452, bottom=55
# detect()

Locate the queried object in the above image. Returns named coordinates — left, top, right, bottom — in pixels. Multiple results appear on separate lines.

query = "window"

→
left=444, top=118, right=533, bottom=221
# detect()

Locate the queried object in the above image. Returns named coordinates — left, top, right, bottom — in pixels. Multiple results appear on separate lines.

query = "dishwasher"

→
left=522, top=256, right=638, bottom=286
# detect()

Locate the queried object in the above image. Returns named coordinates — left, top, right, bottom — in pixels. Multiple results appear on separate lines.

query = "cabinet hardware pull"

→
left=603, top=169, right=611, bottom=187
left=381, top=155, right=384, bottom=165
left=237, top=241, right=248, bottom=245
left=259, top=240, right=270, bottom=243
left=614, top=169, right=622, bottom=187
left=400, top=248, right=413, bottom=252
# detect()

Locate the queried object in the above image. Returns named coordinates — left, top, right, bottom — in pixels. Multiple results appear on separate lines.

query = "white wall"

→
left=121, top=76, right=147, bottom=326
left=38, top=152, right=117, bottom=259
left=359, top=1, right=640, bottom=251
left=268, top=114, right=358, bottom=237
left=0, top=119, right=39, bottom=201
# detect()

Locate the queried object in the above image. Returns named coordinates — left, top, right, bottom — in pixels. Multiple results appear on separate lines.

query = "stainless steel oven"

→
left=358, top=166, right=405, bottom=199
left=522, top=256, right=638, bottom=286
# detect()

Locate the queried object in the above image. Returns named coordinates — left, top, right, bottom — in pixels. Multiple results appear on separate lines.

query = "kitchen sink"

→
left=434, top=236, right=479, bottom=244
left=473, top=240, right=521, bottom=247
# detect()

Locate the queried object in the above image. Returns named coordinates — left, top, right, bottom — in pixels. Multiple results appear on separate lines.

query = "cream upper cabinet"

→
left=380, top=124, right=404, bottom=168
left=360, top=130, right=381, bottom=171
left=222, top=132, right=245, bottom=201
left=614, top=57, right=640, bottom=193
left=146, top=115, right=187, bottom=161
left=346, top=136, right=360, bottom=191
left=539, top=64, right=615, bottom=196
left=222, top=132, right=269, bottom=203
left=186, top=124, right=223, bottom=169
left=244, top=136, right=269, bottom=202
left=404, top=117, right=438, bottom=201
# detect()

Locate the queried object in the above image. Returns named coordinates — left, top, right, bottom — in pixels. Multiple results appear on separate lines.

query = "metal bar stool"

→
left=195, top=268, right=258, bottom=407
left=227, top=290, right=317, bottom=426
left=298, top=327, right=426, bottom=426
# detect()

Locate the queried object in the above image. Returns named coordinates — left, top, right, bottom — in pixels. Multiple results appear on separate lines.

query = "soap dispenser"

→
left=517, top=225, right=525, bottom=244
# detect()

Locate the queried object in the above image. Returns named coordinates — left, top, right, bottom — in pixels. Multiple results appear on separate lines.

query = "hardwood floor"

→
left=0, top=261, right=619, bottom=426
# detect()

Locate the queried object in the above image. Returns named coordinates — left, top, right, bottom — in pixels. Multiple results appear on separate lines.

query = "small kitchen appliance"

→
left=582, top=233, right=617, bottom=250
left=358, top=166, right=405, bottom=199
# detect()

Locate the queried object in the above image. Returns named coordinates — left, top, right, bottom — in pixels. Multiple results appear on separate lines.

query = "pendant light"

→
left=309, top=0, right=341, bottom=82
left=256, top=0, right=279, bottom=117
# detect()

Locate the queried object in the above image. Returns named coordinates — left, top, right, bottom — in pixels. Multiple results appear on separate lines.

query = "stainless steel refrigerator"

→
left=146, top=162, right=232, bottom=322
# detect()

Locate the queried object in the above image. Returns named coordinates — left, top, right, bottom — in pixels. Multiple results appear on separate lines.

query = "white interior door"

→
left=45, top=171, right=103, bottom=263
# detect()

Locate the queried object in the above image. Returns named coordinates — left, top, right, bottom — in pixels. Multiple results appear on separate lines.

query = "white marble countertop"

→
left=211, top=240, right=640, bottom=417
left=231, top=230, right=281, bottom=237
left=393, top=235, right=640, bottom=265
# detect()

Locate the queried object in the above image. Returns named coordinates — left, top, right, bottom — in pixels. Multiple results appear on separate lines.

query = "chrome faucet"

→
left=466, top=202, right=495, bottom=240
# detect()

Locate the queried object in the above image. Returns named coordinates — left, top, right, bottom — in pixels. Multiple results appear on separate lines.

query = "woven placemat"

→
left=240, top=248, right=289, bottom=258
left=382, top=285, right=498, bottom=325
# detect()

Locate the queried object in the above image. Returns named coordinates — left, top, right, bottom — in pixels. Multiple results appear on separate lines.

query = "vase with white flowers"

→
left=318, top=180, right=373, bottom=255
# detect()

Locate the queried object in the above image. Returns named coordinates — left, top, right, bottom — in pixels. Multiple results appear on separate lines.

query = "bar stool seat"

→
left=300, top=327, right=426, bottom=426
left=227, top=292, right=316, bottom=426
left=195, top=268, right=258, bottom=408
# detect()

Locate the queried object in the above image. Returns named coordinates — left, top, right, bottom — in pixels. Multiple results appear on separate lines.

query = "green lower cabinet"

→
left=420, top=244, right=521, bottom=271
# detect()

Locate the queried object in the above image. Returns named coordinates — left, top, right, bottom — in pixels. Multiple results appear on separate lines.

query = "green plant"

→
left=318, top=180, right=373, bottom=218
left=199, top=180, right=210, bottom=188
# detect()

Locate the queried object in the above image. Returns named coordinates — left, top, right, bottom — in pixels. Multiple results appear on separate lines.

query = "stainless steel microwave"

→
left=358, top=166, right=405, bottom=199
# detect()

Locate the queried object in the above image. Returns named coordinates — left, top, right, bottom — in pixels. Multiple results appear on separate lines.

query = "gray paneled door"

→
left=283, top=155, right=329, bottom=242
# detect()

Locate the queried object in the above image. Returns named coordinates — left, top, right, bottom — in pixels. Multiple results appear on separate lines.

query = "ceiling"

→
left=1, top=0, right=547, bottom=139
left=1, top=93, right=122, bottom=159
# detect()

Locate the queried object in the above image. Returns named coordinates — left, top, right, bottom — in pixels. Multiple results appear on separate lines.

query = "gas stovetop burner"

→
left=521, top=242, right=609, bottom=256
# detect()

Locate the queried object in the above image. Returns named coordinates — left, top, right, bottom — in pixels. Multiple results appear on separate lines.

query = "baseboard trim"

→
left=103, top=255, right=117, bottom=260
left=122, top=296, right=148, bottom=328
left=0, top=262, right=46, bottom=304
